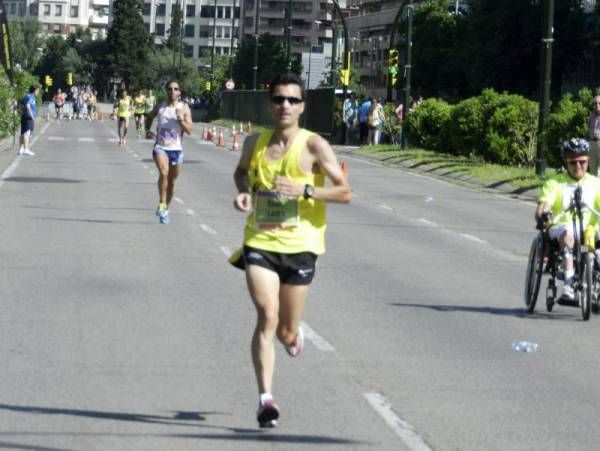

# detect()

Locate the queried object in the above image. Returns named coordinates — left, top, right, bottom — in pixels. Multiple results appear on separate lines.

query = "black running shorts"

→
left=243, top=245, right=318, bottom=285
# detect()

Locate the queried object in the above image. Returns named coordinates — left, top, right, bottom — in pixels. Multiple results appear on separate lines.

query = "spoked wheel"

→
left=581, top=252, right=593, bottom=321
left=524, top=234, right=545, bottom=313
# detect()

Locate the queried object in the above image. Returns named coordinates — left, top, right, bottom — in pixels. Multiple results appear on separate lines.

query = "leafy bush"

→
left=546, top=93, right=588, bottom=167
left=484, top=95, right=538, bottom=165
left=406, top=97, right=452, bottom=151
left=446, top=96, right=485, bottom=156
left=0, top=70, right=40, bottom=138
left=381, top=102, right=402, bottom=144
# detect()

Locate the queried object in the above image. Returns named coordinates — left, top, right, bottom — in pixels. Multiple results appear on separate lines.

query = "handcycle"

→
left=524, top=186, right=600, bottom=320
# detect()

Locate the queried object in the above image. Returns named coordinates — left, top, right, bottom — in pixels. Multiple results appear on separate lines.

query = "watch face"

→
left=305, top=184, right=315, bottom=198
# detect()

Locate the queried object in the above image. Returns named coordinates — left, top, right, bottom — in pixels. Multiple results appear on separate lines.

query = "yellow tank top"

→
left=243, top=129, right=327, bottom=255
left=116, top=97, right=131, bottom=117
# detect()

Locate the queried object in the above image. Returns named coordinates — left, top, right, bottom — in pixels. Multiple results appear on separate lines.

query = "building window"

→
left=186, top=4, right=194, bottom=17
left=215, top=26, right=222, bottom=38
left=9, top=3, right=16, bottom=14
left=245, top=0, right=254, bottom=10
left=184, top=44, right=193, bottom=58
left=18, top=3, right=24, bottom=16
left=155, top=23, right=165, bottom=36
left=53, top=23, right=61, bottom=33
left=225, top=6, right=231, bottom=18
left=223, top=26, right=230, bottom=39
left=223, top=47, right=229, bottom=55
left=29, top=3, right=38, bottom=15
left=244, top=17, right=252, bottom=28
left=69, top=25, right=77, bottom=33
left=70, top=5, right=78, bottom=17
left=144, top=22, right=150, bottom=32
left=199, top=25, right=209, bottom=38
left=43, top=4, right=50, bottom=15
left=217, top=6, right=223, bottom=18
left=200, top=5, right=214, bottom=18
left=55, top=4, right=62, bottom=16
left=185, top=24, right=194, bottom=37
left=143, top=3, right=151, bottom=15
left=156, top=3, right=166, bottom=16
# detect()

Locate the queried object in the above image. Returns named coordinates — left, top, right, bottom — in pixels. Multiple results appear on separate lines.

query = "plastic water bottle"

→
left=512, top=341, right=538, bottom=353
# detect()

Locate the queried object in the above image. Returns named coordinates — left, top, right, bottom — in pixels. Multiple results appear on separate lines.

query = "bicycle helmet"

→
left=561, top=138, right=590, bottom=159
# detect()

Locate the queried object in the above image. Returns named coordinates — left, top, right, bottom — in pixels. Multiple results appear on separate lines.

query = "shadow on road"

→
left=0, top=404, right=364, bottom=445
left=389, top=302, right=577, bottom=320
left=3, top=177, right=82, bottom=184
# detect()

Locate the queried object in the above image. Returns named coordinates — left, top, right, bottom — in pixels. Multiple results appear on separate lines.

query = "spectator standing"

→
left=342, top=92, right=358, bottom=145
left=358, top=96, right=372, bottom=144
left=367, top=98, right=385, bottom=145
left=588, top=95, right=600, bottom=176
left=18, top=84, right=40, bottom=156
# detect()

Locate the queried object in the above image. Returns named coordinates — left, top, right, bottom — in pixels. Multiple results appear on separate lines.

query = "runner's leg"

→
left=153, top=153, right=170, bottom=204
left=166, top=163, right=181, bottom=206
left=277, top=284, right=309, bottom=346
left=246, top=265, right=281, bottom=395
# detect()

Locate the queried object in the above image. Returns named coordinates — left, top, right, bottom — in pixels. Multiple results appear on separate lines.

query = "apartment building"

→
left=6, top=0, right=110, bottom=39
left=142, top=0, right=240, bottom=69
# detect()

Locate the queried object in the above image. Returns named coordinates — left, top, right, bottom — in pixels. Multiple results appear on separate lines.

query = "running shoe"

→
left=19, top=149, right=35, bottom=156
left=257, top=399, right=279, bottom=428
left=156, top=206, right=170, bottom=224
left=562, top=284, right=575, bottom=301
left=285, top=326, right=304, bottom=357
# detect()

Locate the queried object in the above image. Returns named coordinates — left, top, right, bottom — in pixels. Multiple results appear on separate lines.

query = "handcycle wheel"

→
left=524, top=233, right=545, bottom=313
left=581, top=252, right=593, bottom=321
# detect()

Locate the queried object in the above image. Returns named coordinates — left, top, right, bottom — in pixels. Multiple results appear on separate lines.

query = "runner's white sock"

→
left=259, top=393, right=273, bottom=405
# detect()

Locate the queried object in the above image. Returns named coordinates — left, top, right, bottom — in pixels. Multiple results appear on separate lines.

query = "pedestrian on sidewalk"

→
left=145, top=80, right=192, bottom=224
left=588, top=95, right=600, bottom=175
left=342, top=92, right=358, bottom=145
left=358, top=96, right=372, bottom=144
left=230, top=72, right=351, bottom=428
left=19, top=84, right=40, bottom=156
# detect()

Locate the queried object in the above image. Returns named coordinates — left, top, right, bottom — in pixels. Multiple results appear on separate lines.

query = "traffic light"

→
left=388, top=49, right=399, bottom=86
left=340, top=69, right=350, bottom=87
left=66, top=72, right=73, bottom=85
left=44, top=75, right=52, bottom=87
left=205, top=81, right=211, bottom=91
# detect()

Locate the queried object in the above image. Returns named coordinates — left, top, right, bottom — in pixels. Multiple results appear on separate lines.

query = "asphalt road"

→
left=1, top=118, right=599, bottom=450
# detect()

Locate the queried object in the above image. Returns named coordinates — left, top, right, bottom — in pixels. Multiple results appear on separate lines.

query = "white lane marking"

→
left=200, top=224, right=218, bottom=235
left=380, top=204, right=393, bottom=211
left=220, top=246, right=232, bottom=257
left=364, top=393, right=432, bottom=451
left=459, top=233, right=488, bottom=244
left=174, top=197, right=184, bottom=205
left=186, top=208, right=196, bottom=216
left=48, top=136, right=65, bottom=141
left=300, top=321, right=335, bottom=352
left=77, top=137, right=94, bottom=142
left=418, top=218, right=438, bottom=227
left=0, top=158, right=22, bottom=189
left=143, top=164, right=149, bottom=169
left=133, top=153, right=139, bottom=158
left=108, top=138, right=119, bottom=142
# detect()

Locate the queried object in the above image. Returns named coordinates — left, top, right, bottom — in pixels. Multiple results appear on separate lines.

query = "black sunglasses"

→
left=167, top=86, right=180, bottom=91
left=271, top=95, right=303, bottom=105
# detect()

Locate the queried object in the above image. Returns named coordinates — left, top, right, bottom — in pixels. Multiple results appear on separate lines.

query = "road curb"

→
left=332, top=145, right=539, bottom=202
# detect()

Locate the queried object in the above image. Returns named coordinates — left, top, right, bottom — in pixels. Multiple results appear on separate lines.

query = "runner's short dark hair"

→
left=29, top=84, right=40, bottom=93
left=269, top=73, right=305, bottom=101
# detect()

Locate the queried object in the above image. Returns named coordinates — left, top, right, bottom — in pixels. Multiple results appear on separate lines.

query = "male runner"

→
left=19, top=84, right=40, bottom=156
left=112, top=89, right=133, bottom=147
left=133, top=89, right=146, bottom=138
left=231, top=72, right=351, bottom=428
left=53, top=88, right=65, bottom=122
left=145, top=80, right=192, bottom=224
left=145, top=89, right=156, bottom=117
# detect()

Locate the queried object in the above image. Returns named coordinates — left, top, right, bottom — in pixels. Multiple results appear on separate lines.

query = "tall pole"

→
left=210, top=0, right=217, bottom=90
left=535, top=0, right=554, bottom=176
left=331, top=0, right=349, bottom=144
left=387, top=0, right=409, bottom=102
left=286, top=0, right=293, bottom=70
left=178, top=1, right=184, bottom=78
left=229, top=0, right=236, bottom=80
left=330, top=16, right=337, bottom=87
left=401, top=0, right=413, bottom=149
left=252, top=0, right=259, bottom=90
left=307, top=45, right=312, bottom=89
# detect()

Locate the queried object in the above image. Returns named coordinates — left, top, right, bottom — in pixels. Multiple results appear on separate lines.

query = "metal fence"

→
left=221, top=88, right=336, bottom=138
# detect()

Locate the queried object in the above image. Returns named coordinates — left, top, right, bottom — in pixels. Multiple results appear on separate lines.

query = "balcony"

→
left=91, top=0, right=109, bottom=5
left=89, top=14, right=108, bottom=26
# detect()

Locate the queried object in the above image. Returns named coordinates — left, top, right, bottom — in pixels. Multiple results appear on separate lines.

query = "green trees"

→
left=9, top=21, right=44, bottom=72
left=106, top=0, right=153, bottom=89
left=232, top=34, right=302, bottom=89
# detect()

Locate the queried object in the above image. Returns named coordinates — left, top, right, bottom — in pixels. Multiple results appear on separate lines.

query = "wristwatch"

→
left=303, top=184, right=315, bottom=199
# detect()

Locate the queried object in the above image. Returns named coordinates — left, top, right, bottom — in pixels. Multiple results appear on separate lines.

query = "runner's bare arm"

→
left=177, top=105, right=193, bottom=135
left=233, top=134, right=259, bottom=211
left=275, top=135, right=351, bottom=203
left=145, top=104, right=160, bottom=131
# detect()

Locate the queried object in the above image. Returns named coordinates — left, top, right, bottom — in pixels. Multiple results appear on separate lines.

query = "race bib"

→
left=254, top=191, right=299, bottom=230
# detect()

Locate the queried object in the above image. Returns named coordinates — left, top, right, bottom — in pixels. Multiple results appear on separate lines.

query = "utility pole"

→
left=210, top=0, right=217, bottom=90
left=401, top=0, right=413, bottom=149
left=252, top=0, right=259, bottom=89
left=286, top=0, right=293, bottom=71
left=535, top=0, right=555, bottom=176
left=229, top=0, right=236, bottom=80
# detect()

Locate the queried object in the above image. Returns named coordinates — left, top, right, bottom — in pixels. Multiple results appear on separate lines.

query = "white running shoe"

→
left=256, top=399, right=279, bottom=428
left=20, top=149, right=34, bottom=156
left=562, top=285, right=575, bottom=301
left=285, top=326, right=304, bottom=357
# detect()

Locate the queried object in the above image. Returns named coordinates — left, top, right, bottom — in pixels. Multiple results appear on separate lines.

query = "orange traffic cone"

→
left=217, top=130, right=225, bottom=147
left=232, top=132, right=240, bottom=152
left=212, top=126, right=217, bottom=141
left=231, top=125, right=237, bottom=136
left=202, top=126, right=208, bottom=140
left=207, top=127, right=213, bottom=141
left=247, top=121, right=253, bottom=134
left=239, top=122, right=244, bottom=134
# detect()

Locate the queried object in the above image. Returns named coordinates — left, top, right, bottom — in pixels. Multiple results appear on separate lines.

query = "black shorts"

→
left=243, top=245, right=318, bottom=285
left=20, top=117, right=34, bottom=135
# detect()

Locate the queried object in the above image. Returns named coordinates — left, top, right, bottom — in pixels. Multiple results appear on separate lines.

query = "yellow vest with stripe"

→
left=243, top=129, right=327, bottom=255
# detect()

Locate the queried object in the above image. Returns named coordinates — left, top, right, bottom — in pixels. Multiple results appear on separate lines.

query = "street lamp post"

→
left=210, top=0, right=217, bottom=90
left=535, top=0, right=555, bottom=176
left=401, top=0, right=413, bottom=149
left=286, top=0, right=293, bottom=71
left=252, top=0, right=259, bottom=90
left=229, top=0, right=236, bottom=80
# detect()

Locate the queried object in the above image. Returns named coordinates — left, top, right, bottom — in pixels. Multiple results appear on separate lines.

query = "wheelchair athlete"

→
left=535, top=138, right=600, bottom=301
